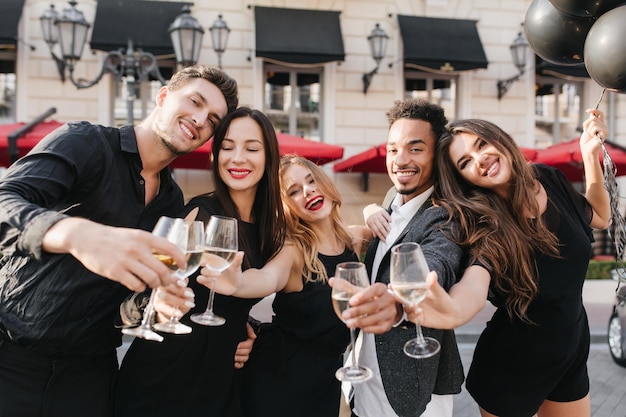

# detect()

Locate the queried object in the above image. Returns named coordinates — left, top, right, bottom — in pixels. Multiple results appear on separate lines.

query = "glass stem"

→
left=205, top=277, right=217, bottom=314
left=415, top=323, right=426, bottom=345
left=349, top=327, right=358, bottom=369
left=140, top=289, right=157, bottom=327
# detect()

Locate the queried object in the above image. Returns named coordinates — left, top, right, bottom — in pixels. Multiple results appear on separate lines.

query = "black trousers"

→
left=0, top=341, right=118, bottom=417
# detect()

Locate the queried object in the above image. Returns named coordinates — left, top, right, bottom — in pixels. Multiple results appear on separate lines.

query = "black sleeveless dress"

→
left=466, top=165, right=594, bottom=417
left=115, top=196, right=264, bottom=417
left=242, top=249, right=356, bottom=417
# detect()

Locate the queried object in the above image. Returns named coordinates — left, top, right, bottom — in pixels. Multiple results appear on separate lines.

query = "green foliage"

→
left=586, top=259, right=623, bottom=280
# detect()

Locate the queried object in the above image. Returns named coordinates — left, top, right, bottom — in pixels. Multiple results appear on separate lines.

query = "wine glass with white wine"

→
left=191, top=215, right=238, bottom=326
left=390, top=242, right=440, bottom=358
left=122, top=216, right=186, bottom=342
left=153, top=220, right=204, bottom=334
left=331, top=261, right=373, bottom=383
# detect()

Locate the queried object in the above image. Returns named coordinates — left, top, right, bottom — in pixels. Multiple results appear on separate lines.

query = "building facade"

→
left=3, top=0, right=625, bottom=224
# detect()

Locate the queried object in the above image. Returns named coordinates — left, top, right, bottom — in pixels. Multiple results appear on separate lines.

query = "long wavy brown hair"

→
left=436, top=119, right=559, bottom=322
left=280, top=155, right=353, bottom=283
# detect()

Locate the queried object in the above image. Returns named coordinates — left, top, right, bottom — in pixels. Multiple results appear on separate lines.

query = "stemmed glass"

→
left=154, top=221, right=204, bottom=334
left=122, top=216, right=186, bottom=342
left=390, top=242, right=440, bottom=358
left=191, top=215, right=238, bottom=326
left=331, top=261, right=373, bottom=383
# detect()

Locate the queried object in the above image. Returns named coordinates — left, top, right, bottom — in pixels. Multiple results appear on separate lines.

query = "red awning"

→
left=0, top=120, right=65, bottom=167
left=520, top=147, right=538, bottom=162
left=333, top=144, right=537, bottom=174
left=333, top=144, right=387, bottom=173
left=534, top=138, right=626, bottom=182
left=170, top=132, right=344, bottom=170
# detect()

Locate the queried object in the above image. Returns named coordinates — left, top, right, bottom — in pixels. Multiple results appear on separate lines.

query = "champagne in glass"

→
left=191, top=215, right=238, bottom=326
left=154, top=221, right=204, bottom=334
left=390, top=242, right=440, bottom=358
left=332, top=261, right=373, bottom=383
left=122, top=216, right=186, bottom=342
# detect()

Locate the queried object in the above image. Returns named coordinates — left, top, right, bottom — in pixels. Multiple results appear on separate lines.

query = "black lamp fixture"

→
left=40, top=1, right=204, bottom=124
left=209, top=14, right=230, bottom=69
left=497, top=31, right=530, bottom=100
left=363, top=23, right=388, bottom=94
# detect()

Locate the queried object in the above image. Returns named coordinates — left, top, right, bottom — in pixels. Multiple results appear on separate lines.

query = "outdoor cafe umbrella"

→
left=170, top=132, right=344, bottom=170
left=0, top=120, right=64, bottom=167
left=534, top=137, right=626, bottom=182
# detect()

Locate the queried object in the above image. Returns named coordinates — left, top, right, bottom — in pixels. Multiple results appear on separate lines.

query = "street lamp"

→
left=362, top=23, right=388, bottom=94
left=497, top=31, right=530, bottom=100
left=40, top=1, right=204, bottom=124
left=209, top=14, right=230, bottom=69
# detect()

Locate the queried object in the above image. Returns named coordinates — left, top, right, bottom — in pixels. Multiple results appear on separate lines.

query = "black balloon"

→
left=584, top=5, right=626, bottom=92
left=548, top=0, right=626, bottom=17
left=525, top=0, right=595, bottom=65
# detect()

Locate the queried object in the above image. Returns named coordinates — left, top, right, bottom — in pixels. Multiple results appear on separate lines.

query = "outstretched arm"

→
left=400, top=265, right=490, bottom=329
left=43, top=217, right=184, bottom=292
left=197, top=243, right=300, bottom=298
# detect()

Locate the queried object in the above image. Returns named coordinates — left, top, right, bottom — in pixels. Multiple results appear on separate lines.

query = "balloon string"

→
left=594, top=89, right=626, bottom=290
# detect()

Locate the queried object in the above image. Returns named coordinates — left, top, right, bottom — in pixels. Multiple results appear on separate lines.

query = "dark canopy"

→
left=255, top=6, right=345, bottom=65
left=398, top=15, right=488, bottom=72
left=0, top=0, right=25, bottom=47
left=90, top=0, right=188, bottom=56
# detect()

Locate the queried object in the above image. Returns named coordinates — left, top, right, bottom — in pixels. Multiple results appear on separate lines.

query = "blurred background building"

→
left=2, top=0, right=625, bottom=231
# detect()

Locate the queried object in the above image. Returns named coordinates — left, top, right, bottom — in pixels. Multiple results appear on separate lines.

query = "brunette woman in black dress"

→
left=114, top=107, right=286, bottom=417
left=399, top=110, right=610, bottom=417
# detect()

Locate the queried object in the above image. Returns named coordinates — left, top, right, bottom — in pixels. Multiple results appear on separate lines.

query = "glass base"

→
left=404, top=337, right=440, bottom=359
left=122, top=325, right=164, bottom=342
left=153, top=320, right=192, bottom=335
left=190, top=312, right=226, bottom=326
left=335, top=365, right=373, bottom=383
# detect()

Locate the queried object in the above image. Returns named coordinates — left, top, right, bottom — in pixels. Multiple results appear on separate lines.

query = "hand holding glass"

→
left=191, top=215, right=238, bottom=326
left=122, top=216, right=186, bottom=342
left=153, top=221, right=204, bottom=334
left=390, top=242, right=440, bottom=358
left=331, top=261, right=373, bottom=383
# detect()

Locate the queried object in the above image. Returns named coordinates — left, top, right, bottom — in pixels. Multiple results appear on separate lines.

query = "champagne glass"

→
left=390, top=242, right=440, bottom=358
left=122, top=216, right=186, bottom=342
left=154, top=221, right=204, bottom=334
left=191, top=215, right=238, bottom=326
left=331, top=261, right=373, bottom=383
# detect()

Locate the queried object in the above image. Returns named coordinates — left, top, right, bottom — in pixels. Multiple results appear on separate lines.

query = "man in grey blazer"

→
left=340, top=98, right=465, bottom=417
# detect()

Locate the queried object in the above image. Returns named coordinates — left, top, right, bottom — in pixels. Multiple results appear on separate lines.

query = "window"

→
left=535, top=77, right=583, bottom=146
left=0, top=52, right=16, bottom=123
left=264, top=65, right=321, bottom=140
left=404, top=71, right=457, bottom=122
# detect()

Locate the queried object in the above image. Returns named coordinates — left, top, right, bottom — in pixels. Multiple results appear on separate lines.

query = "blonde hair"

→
left=279, top=155, right=353, bottom=283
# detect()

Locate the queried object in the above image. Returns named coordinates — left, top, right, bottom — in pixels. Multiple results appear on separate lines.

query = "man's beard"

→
left=160, top=136, right=189, bottom=157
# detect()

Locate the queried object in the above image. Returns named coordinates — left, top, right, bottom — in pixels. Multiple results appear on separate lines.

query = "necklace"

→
left=317, top=240, right=343, bottom=256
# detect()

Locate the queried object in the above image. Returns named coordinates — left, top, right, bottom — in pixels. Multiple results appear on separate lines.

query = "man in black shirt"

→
left=0, top=65, right=238, bottom=417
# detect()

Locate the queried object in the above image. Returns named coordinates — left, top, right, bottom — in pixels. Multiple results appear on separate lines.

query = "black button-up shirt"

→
left=0, top=121, right=184, bottom=356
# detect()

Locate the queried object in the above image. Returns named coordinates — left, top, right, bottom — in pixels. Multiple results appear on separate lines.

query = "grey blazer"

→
left=364, top=198, right=465, bottom=417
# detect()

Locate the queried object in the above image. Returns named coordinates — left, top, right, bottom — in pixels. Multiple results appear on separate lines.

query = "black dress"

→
left=466, top=165, right=594, bottom=417
left=115, top=196, right=263, bottom=417
left=242, top=249, right=355, bottom=417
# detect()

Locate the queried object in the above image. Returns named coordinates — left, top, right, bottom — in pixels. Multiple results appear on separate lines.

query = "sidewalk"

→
left=456, top=279, right=619, bottom=344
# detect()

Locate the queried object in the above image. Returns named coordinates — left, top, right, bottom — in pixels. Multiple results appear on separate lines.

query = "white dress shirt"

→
left=353, top=188, right=433, bottom=417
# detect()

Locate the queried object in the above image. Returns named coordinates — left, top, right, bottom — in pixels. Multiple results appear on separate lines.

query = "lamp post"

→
left=362, top=23, right=388, bottom=94
left=40, top=1, right=204, bottom=124
left=209, top=14, right=230, bottom=69
left=497, top=31, right=530, bottom=100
